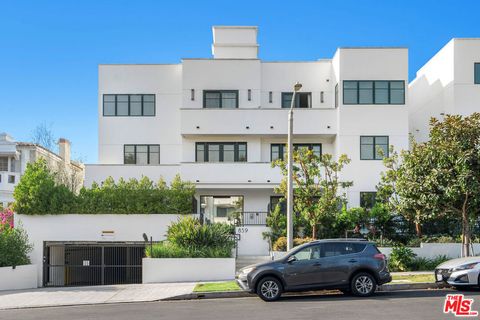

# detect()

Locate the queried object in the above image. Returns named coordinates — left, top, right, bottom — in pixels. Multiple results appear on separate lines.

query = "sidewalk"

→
left=0, top=283, right=196, bottom=310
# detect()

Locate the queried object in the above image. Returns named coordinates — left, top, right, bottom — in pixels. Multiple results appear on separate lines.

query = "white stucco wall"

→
left=15, top=214, right=190, bottom=287
left=0, top=264, right=38, bottom=291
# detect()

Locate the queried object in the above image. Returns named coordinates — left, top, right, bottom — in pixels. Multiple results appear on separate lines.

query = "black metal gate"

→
left=43, top=242, right=145, bottom=287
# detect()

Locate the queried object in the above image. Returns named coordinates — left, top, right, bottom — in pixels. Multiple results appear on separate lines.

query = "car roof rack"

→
left=313, top=238, right=369, bottom=242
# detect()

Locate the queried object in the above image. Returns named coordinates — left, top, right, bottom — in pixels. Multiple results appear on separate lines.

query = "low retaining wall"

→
left=143, top=258, right=236, bottom=283
left=0, top=264, right=37, bottom=291
left=272, top=243, right=479, bottom=260
left=378, top=243, right=480, bottom=259
left=15, top=213, right=195, bottom=287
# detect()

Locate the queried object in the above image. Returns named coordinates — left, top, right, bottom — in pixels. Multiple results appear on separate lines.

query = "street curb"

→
left=164, top=282, right=448, bottom=301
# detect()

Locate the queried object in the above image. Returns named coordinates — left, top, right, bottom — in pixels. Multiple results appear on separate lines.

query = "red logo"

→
left=444, top=294, right=478, bottom=317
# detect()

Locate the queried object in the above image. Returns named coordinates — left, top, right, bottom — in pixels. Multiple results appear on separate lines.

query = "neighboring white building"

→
left=85, top=26, right=410, bottom=224
left=409, top=38, right=480, bottom=142
left=0, top=133, right=84, bottom=208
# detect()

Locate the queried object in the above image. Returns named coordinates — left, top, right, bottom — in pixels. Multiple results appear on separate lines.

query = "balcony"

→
left=180, top=162, right=281, bottom=188
left=0, top=172, right=20, bottom=193
left=180, top=108, right=337, bottom=136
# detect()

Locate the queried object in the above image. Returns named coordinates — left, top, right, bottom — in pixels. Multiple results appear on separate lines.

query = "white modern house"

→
left=85, top=25, right=409, bottom=229
left=0, top=133, right=84, bottom=208
left=409, top=38, right=480, bottom=142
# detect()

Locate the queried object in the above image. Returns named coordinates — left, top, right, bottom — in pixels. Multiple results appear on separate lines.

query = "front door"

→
left=283, top=244, right=323, bottom=289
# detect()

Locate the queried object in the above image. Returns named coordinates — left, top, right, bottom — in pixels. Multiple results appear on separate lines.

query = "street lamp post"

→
left=287, top=82, right=302, bottom=251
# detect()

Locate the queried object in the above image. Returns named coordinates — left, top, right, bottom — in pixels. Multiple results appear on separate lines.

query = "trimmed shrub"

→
left=145, top=241, right=233, bottom=258
left=272, top=236, right=314, bottom=251
left=0, top=227, right=32, bottom=267
left=389, top=245, right=416, bottom=272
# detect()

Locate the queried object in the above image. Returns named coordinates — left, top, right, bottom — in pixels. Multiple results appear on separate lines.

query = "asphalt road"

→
left=1, top=289, right=479, bottom=320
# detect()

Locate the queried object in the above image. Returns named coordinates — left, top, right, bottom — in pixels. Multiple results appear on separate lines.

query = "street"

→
left=1, top=289, right=478, bottom=320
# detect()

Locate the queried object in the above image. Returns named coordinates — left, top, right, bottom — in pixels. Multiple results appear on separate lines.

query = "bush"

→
left=272, top=236, right=314, bottom=251
left=0, top=227, right=32, bottom=267
left=14, top=159, right=195, bottom=215
left=409, top=255, right=449, bottom=271
left=145, top=241, right=233, bottom=258
left=389, top=245, right=416, bottom=271
left=145, top=217, right=235, bottom=258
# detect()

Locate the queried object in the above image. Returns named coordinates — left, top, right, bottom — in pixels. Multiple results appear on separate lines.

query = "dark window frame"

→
left=475, top=63, right=480, bottom=84
left=360, top=192, right=377, bottom=209
left=342, top=80, right=405, bottom=105
left=360, top=136, right=389, bottom=160
left=195, top=142, right=247, bottom=162
left=103, top=94, right=156, bottom=117
left=123, top=144, right=160, bottom=165
left=202, top=90, right=239, bottom=109
left=270, top=143, right=322, bottom=162
left=281, top=92, right=312, bottom=108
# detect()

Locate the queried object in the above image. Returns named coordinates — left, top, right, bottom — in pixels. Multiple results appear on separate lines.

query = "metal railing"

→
left=237, top=211, right=269, bottom=226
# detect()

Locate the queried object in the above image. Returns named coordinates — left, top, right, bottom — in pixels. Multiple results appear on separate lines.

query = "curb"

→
left=164, top=282, right=448, bottom=301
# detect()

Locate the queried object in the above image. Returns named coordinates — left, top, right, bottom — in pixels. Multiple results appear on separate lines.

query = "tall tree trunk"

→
left=415, top=222, right=422, bottom=238
left=312, top=224, right=317, bottom=240
left=462, top=193, right=471, bottom=257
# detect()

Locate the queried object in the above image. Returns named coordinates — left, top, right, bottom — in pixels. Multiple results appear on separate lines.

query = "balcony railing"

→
left=237, top=211, right=269, bottom=226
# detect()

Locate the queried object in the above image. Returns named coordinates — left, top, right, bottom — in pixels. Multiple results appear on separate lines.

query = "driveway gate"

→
left=43, top=242, right=145, bottom=287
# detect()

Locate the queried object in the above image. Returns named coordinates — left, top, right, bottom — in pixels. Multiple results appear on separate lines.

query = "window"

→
left=203, top=90, right=238, bottom=108
left=200, top=195, right=243, bottom=223
left=8, top=175, right=15, bottom=184
left=475, top=63, right=480, bottom=84
left=360, top=192, right=377, bottom=209
left=0, top=157, right=7, bottom=171
left=103, top=94, right=155, bottom=116
left=292, top=245, right=321, bottom=261
left=269, top=196, right=286, bottom=214
left=281, top=92, right=312, bottom=108
left=343, top=81, right=405, bottom=105
left=195, top=142, right=247, bottom=162
left=320, top=242, right=366, bottom=257
left=123, top=145, right=160, bottom=165
left=360, top=136, right=389, bottom=160
left=271, top=143, right=322, bottom=161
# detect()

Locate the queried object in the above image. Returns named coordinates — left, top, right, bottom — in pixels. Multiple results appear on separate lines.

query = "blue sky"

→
left=1, top=0, right=479, bottom=163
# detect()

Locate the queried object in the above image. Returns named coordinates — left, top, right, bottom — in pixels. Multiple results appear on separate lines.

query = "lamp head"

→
left=293, top=82, right=303, bottom=92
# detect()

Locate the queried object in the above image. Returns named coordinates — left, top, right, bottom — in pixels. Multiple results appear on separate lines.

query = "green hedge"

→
left=0, top=227, right=32, bottom=267
left=13, top=159, right=195, bottom=215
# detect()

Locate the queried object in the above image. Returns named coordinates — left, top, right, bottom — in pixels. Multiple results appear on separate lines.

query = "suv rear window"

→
left=321, top=242, right=366, bottom=257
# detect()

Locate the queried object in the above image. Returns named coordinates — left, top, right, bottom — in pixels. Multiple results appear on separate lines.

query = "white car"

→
left=435, top=256, right=480, bottom=288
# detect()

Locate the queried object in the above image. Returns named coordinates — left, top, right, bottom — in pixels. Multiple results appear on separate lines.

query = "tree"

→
left=379, top=114, right=480, bottom=256
left=31, top=122, right=56, bottom=151
left=376, top=146, right=427, bottom=237
left=273, top=148, right=352, bottom=239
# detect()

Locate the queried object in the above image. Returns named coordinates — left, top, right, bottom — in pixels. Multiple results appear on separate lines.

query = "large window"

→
left=475, top=63, right=480, bottom=84
left=270, top=196, right=286, bottom=214
left=203, top=90, right=239, bottom=108
left=196, top=142, right=247, bottom=162
left=360, top=192, right=377, bottom=209
left=200, top=196, right=243, bottom=224
left=124, top=145, right=160, bottom=165
left=343, top=81, right=405, bottom=105
left=0, top=157, right=7, bottom=171
left=360, top=136, right=388, bottom=160
left=103, top=94, right=155, bottom=116
left=271, top=143, right=322, bottom=161
left=281, top=92, right=312, bottom=108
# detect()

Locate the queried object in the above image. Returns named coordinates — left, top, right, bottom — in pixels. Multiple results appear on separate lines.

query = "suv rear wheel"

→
left=351, top=272, right=376, bottom=297
left=256, top=277, right=282, bottom=301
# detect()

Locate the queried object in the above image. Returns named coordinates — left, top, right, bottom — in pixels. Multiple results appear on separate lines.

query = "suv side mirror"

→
left=287, top=256, right=297, bottom=263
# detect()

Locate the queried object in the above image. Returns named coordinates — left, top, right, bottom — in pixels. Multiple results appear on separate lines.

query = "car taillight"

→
left=374, top=253, right=386, bottom=260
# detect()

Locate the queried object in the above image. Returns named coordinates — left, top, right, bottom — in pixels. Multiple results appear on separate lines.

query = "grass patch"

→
left=193, top=281, right=240, bottom=292
left=392, top=274, right=435, bottom=283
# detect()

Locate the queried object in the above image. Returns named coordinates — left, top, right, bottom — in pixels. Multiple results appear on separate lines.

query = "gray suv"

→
left=236, top=239, right=391, bottom=301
